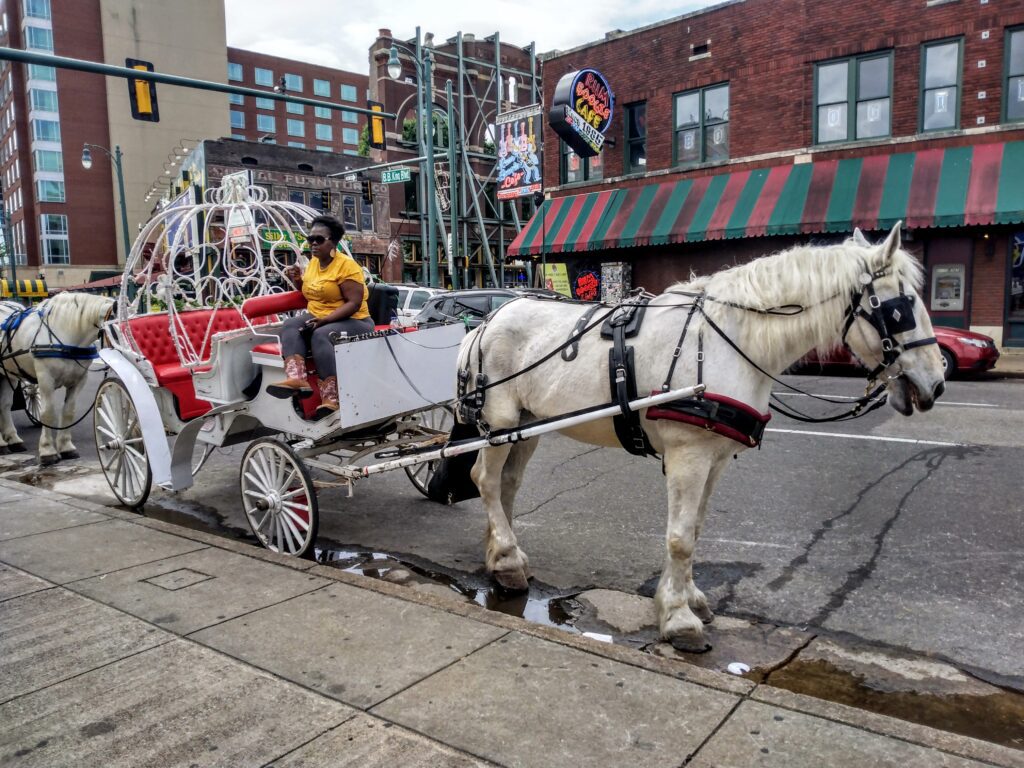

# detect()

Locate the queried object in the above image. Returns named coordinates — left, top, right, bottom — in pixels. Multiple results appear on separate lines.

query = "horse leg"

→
left=34, top=373, right=60, bottom=465
left=474, top=442, right=531, bottom=591
left=57, top=376, right=86, bottom=460
left=686, top=458, right=730, bottom=624
left=0, top=379, right=17, bottom=453
left=655, top=441, right=721, bottom=652
left=500, top=436, right=540, bottom=522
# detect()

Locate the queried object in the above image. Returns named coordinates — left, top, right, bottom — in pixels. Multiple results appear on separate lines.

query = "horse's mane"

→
left=40, top=292, right=114, bottom=334
left=666, top=236, right=925, bottom=364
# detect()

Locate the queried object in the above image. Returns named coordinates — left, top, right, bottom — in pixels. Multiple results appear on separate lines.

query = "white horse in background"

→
left=457, top=224, right=945, bottom=651
left=0, top=292, right=114, bottom=464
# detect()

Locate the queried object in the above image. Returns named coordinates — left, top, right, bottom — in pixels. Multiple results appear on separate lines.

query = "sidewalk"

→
left=993, top=347, right=1024, bottom=379
left=1, top=479, right=1021, bottom=768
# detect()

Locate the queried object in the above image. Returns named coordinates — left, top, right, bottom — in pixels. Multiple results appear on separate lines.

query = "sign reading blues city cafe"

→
left=549, top=69, right=614, bottom=158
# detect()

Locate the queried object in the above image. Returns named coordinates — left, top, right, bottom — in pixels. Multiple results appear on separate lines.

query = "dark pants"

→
left=279, top=312, right=375, bottom=379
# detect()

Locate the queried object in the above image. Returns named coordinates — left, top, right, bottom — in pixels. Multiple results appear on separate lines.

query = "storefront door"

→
left=1007, top=232, right=1024, bottom=347
left=925, top=238, right=971, bottom=329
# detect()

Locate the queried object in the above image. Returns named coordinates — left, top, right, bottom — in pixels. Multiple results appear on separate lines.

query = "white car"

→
left=394, top=284, right=442, bottom=327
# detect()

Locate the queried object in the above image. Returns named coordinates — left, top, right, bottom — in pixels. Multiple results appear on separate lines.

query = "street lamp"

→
left=82, top=143, right=132, bottom=265
left=387, top=30, right=441, bottom=287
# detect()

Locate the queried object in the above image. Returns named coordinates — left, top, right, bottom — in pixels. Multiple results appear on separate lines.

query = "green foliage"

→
left=357, top=125, right=371, bottom=157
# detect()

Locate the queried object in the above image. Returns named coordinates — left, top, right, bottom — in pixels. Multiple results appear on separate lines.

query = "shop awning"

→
left=508, top=140, right=1024, bottom=257
left=0, top=278, right=48, bottom=298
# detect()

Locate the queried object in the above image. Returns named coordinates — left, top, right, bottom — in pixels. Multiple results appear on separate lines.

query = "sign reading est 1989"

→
left=381, top=167, right=412, bottom=184
left=548, top=69, right=613, bottom=158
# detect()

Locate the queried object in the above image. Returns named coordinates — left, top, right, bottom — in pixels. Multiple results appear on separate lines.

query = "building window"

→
left=342, top=127, right=359, bottom=145
left=340, top=84, right=358, bottom=102
left=284, top=73, right=303, bottom=92
left=313, top=78, right=331, bottom=97
left=24, top=0, right=51, bottom=19
left=287, top=141, right=305, bottom=148
left=286, top=101, right=304, bottom=115
left=36, top=179, right=64, bottom=202
left=255, top=67, right=273, bottom=86
left=230, top=110, right=245, bottom=129
left=257, top=114, right=276, bottom=133
left=315, top=123, right=332, bottom=141
left=288, top=189, right=305, bottom=204
left=27, top=64, right=55, bottom=81
left=341, top=195, right=357, bottom=229
left=343, top=149, right=359, bottom=156
left=341, top=110, right=358, bottom=123
left=25, top=26, right=53, bottom=51
left=560, top=141, right=603, bottom=184
left=40, top=213, right=68, bottom=265
left=316, top=145, right=332, bottom=152
left=674, top=83, right=730, bottom=168
left=625, top=102, right=646, bottom=173
left=227, top=62, right=243, bottom=82
left=1006, top=27, right=1024, bottom=123
left=360, top=198, right=373, bottom=231
left=314, top=106, right=331, bottom=119
left=32, top=148, right=62, bottom=172
left=287, top=119, right=304, bottom=137
left=228, top=93, right=244, bottom=105
left=29, top=88, right=58, bottom=112
left=815, top=52, right=892, bottom=144
left=31, top=118, right=60, bottom=142
left=921, top=40, right=961, bottom=132
left=231, top=134, right=246, bottom=141
left=256, top=97, right=275, bottom=110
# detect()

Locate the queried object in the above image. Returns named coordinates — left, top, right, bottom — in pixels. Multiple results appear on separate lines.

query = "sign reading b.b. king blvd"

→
left=548, top=69, right=613, bottom=158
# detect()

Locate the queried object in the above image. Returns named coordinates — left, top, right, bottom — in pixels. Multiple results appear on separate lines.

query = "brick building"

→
left=225, top=48, right=367, bottom=157
left=512, top=0, right=1024, bottom=346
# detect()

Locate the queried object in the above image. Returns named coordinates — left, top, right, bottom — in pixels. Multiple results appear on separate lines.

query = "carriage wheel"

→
left=21, top=383, right=41, bottom=426
left=404, top=405, right=455, bottom=497
left=240, top=438, right=318, bottom=557
left=93, top=378, right=152, bottom=508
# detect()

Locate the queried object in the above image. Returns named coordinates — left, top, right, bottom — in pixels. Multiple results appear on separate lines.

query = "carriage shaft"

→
left=360, top=384, right=706, bottom=478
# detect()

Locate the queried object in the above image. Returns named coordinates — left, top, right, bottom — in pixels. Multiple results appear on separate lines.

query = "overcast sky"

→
left=224, top=0, right=723, bottom=75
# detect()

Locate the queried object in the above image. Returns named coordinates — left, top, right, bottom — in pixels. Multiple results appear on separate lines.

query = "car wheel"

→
left=939, top=347, right=955, bottom=380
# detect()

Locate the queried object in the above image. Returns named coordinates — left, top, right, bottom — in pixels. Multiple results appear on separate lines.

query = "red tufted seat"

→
left=122, top=309, right=252, bottom=420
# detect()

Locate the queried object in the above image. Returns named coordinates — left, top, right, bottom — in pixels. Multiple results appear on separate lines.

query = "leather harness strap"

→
left=605, top=298, right=657, bottom=457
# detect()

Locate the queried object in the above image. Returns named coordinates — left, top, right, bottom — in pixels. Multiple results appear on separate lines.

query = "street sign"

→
left=496, top=104, right=543, bottom=125
left=381, top=167, right=412, bottom=184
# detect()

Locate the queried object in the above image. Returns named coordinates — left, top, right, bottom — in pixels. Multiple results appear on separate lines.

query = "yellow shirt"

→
left=302, top=250, right=370, bottom=320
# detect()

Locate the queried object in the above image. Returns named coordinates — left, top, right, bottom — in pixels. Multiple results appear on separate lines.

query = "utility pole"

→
left=0, top=170, right=21, bottom=304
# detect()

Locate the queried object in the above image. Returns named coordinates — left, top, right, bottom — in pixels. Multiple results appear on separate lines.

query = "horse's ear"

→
left=875, top=221, right=903, bottom=268
left=852, top=228, right=870, bottom=247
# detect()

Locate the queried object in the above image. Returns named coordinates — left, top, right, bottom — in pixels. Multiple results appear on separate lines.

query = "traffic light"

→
left=360, top=178, right=373, bottom=204
left=125, top=58, right=159, bottom=122
left=367, top=100, right=386, bottom=150
left=320, top=188, right=332, bottom=211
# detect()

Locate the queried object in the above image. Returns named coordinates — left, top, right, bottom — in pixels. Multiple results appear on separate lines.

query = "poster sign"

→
left=573, top=268, right=601, bottom=301
left=548, top=69, right=614, bottom=158
left=542, top=263, right=571, bottom=297
left=496, top=113, right=542, bottom=201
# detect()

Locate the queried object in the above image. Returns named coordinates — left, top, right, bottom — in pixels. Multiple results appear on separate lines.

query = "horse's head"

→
left=844, top=224, right=945, bottom=415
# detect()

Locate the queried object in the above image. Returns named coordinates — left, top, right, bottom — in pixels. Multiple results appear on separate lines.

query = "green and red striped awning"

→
left=508, top=140, right=1024, bottom=257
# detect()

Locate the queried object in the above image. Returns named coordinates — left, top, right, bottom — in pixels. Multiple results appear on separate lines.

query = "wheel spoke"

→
left=279, top=511, right=303, bottom=550
left=281, top=504, right=310, bottom=532
left=278, top=468, right=297, bottom=494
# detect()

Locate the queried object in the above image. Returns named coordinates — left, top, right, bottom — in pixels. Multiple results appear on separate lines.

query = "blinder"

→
left=843, top=268, right=936, bottom=379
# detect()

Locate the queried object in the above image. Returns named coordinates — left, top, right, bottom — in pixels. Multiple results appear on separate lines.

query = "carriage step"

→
left=266, top=383, right=313, bottom=399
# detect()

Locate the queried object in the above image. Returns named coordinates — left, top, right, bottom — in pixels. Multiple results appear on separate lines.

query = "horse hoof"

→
left=8, top=443, right=28, bottom=453
left=59, top=450, right=80, bottom=461
left=492, top=569, right=530, bottom=593
left=693, top=605, right=715, bottom=624
left=38, top=454, right=60, bottom=467
left=669, top=635, right=713, bottom=654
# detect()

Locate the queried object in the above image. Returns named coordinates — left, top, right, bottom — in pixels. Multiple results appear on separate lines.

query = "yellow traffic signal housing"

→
left=368, top=100, right=386, bottom=150
left=360, top=178, right=373, bottom=204
left=126, top=58, right=159, bottom=122
left=321, top=188, right=332, bottom=211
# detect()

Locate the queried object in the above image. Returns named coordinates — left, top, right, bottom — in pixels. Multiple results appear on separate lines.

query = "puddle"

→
left=315, top=544, right=580, bottom=632
left=767, top=658, right=1024, bottom=750
left=141, top=494, right=255, bottom=542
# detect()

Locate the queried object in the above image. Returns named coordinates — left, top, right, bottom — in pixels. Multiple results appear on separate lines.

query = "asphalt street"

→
left=7, top=367, right=1023, bottom=691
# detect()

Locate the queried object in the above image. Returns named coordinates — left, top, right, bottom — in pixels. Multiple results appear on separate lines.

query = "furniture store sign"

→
left=548, top=69, right=614, bottom=158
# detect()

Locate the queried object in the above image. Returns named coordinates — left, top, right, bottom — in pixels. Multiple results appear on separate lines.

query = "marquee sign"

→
left=548, top=69, right=614, bottom=158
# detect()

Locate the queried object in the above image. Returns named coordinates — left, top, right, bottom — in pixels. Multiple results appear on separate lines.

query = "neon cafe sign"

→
left=548, top=69, right=614, bottom=158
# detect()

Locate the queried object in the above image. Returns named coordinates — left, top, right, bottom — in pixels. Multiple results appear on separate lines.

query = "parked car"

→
left=794, top=326, right=999, bottom=379
left=415, top=287, right=569, bottom=329
left=393, top=284, right=443, bottom=327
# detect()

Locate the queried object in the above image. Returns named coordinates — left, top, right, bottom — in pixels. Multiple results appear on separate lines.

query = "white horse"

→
left=0, top=292, right=114, bottom=464
left=456, top=225, right=945, bottom=651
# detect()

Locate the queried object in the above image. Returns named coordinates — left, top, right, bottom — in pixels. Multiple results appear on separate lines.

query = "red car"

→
left=796, top=326, right=999, bottom=379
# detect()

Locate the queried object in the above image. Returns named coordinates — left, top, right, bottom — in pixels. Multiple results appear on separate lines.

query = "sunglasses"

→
left=305, top=234, right=328, bottom=246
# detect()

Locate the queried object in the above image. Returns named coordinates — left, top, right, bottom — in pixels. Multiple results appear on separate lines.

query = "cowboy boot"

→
left=314, top=375, right=339, bottom=418
left=267, top=355, right=313, bottom=398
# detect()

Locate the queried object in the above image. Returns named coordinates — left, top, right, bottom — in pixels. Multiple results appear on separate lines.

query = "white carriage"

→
left=94, top=176, right=464, bottom=557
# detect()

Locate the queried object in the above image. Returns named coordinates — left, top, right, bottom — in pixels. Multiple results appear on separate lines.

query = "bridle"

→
left=841, top=267, right=937, bottom=383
